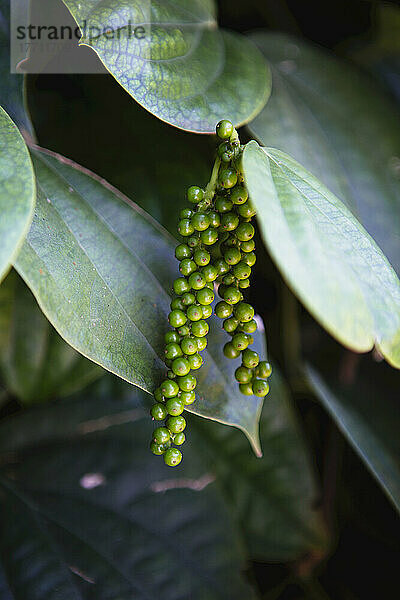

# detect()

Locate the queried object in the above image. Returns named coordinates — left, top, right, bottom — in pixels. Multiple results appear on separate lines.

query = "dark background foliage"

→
left=1, top=0, right=399, bottom=598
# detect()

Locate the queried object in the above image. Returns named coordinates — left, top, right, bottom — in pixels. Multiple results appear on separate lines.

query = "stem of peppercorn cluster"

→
left=203, top=157, right=221, bottom=206
left=149, top=119, right=272, bottom=467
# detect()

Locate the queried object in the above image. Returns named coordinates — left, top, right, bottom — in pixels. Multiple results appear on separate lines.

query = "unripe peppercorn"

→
left=187, top=186, right=204, bottom=204
left=216, top=119, right=234, bottom=139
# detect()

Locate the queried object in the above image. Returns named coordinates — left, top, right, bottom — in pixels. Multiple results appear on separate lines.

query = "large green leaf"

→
left=306, top=364, right=400, bottom=513
left=0, top=106, right=35, bottom=282
left=248, top=32, right=400, bottom=275
left=62, top=0, right=270, bottom=132
left=0, top=270, right=103, bottom=404
left=0, top=392, right=255, bottom=600
left=14, top=147, right=266, bottom=453
left=242, top=142, right=400, bottom=368
left=0, top=370, right=326, bottom=565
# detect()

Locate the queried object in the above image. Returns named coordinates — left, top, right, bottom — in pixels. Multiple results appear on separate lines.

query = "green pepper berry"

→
left=165, top=330, right=180, bottom=345
left=193, top=249, right=211, bottom=266
left=205, top=281, right=214, bottom=289
left=241, top=319, right=257, bottom=333
left=221, top=212, right=239, bottom=231
left=243, top=252, right=256, bottom=267
left=178, top=325, right=190, bottom=337
left=166, top=397, right=185, bottom=416
left=234, top=302, right=255, bottom=322
left=164, top=447, right=183, bottom=467
left=235, top=366, right=253, bottom=383
left=232, top=332, right=249, bottom=351
left=186, top=304, right=202, bottom=321
left=242, top=349, right=260, bottom=369
left=208, top=211, right=221, bottom=228
left=187, top=186, right=204, bottom=204
left=236, top=222, right=255, bottom=241
left=216, top=119, right=234, bottom=140
left=217, top=141, right=234, bottom=162
left=188, top=271, right=206, bottom=290
left=161, top=379, right=180, bottom=398
left=180, top=390, right=196, bottom=405
left=175, top=243, right=192, bottom=260
left=178, top=218, right=195, bottom=237
left=222, top=274, right=236, bottom=286
left=154, top=387, right=164, bottom=403
left=224, top=247, right=242, bottom=265
left=239, top=382, right=253, bottom=396
left=167, top=370, right=176, bottom=379
left=201, top=304, right=212, bottom=318
left=191, top=212, right=210, bottom=232
left=153, top=426, right=171, bottom=444
left=173, top=432, right=186, bottom=445
left=170, top=298, right=184, bottom=311
left=217, top=284, right=228, bottom=300
left=180, top=258, right=197, bottom=276
left=172, top=357, right=191, bottom=376
left=241, top=239, right=255, bottom=253
left=196, top=287, right=214, bottom=305
left=165, top=342, right=183, bottom=360
left=187, top=235, right=200, bottom=248
left=180, top=208, right=193, bottom=219
left=231, top=185, right=248, bottom=205
left=166, top=415, right=186, bottom=433
left=223, top=286, right=242, bottom=305
left=188, top=353, right=203, bottom=370
left=223, top=341, right=240, bottom=359
left=182, top=292, right=196, bottom=306
left=180, top=336, right=198, bottom=355
left=173, top=277, right=190, bottom=296
left=219, top=167, right=238, bottom=189
left=223, top=317, right=240, bottom=333
left=239, top=279, right=250, bottom=289
left=256, top=361, right=272, bottom=378
left=233, top=262, right=251, bottom=280
left=214, top=258, right=230, bottom=275
left=169, top=309, right=187, bottom=327
left=201, top=264, right=218, bottom=282
left=191, top=319, right=209, bottom=337
left=178, top=374, right=197, bottom=392
left=150, top=441, right=167, bottom=455
left=237, top=201, right=256, bottom=219
left=252, top=379, right=270, bottom=397
left=151, top=403, right=168, bottom=420
left=197, top=337, right=208, bottom=351
left=215, top=301, right=233, bottom=319
left=200, top=228, right=219, bottom=245
left=215, top=196, right=233, bottom=213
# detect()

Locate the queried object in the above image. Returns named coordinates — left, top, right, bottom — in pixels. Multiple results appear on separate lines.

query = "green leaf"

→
left=0, top=106, right=35, bottom=282
left=0, top=270, right=103, bottom=404
left=14, top=147, right=266, bottom=453
left=62, top=0, right=270, bottom=132
left=0, top=370, right=326, bottom=565
left=191, top=367, right=327, bottom=562
left=248, top=32, right=400, bottom=275
left=306, top=364, right=400, bottom=513
left=0, top=393, right=255, bottom=600
left=243, top=141, right=400, bottom=368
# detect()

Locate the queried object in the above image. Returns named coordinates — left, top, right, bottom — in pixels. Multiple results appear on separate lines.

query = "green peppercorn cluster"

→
left=150, top=120, right=272, bottom=467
